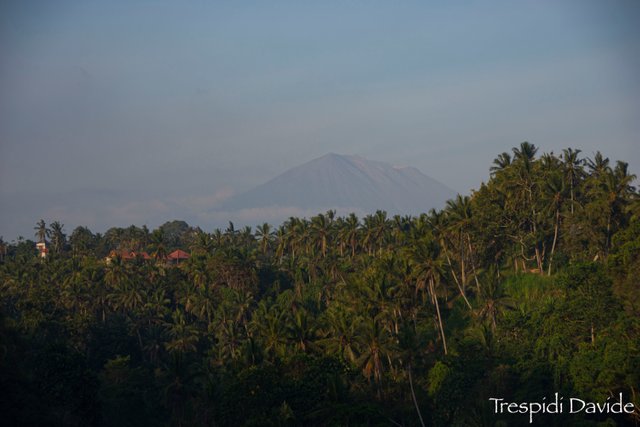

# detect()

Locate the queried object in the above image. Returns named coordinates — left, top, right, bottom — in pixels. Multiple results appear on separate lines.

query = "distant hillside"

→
left=216, top=153, right=456, bottom=217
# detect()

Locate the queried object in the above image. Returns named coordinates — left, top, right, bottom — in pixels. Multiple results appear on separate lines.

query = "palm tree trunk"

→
left=442, top=242, right=472, bottom=310
left=408, top=363, right=426, bottom=427
left=430, top=279, right=448, bottom=355
left=570, top=181, right=575, bottom=214
left=548, top=209, right=560, bottom=275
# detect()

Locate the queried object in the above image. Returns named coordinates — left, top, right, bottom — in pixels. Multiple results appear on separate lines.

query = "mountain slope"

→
left=217, top=153, right=456, bottom=216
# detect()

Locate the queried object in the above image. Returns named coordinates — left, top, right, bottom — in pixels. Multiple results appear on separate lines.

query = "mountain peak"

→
left=217, top=154, right=456, bottom=220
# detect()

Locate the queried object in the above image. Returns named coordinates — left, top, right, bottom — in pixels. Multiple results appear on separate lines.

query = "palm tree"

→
left=191, top=230, right=214, bottom=256
left=407, top=237, right=449, bottom=355
left=317, top=307, right=360, bottom=364
left=512, top=141, right=538, bottom=164
left=363, top=211, right=389, bottom=255
left=310, top=213, right=331, bottom=258
left=34, top=219, right=49, bottom=243
left=251, top=301, right=288, bottom=362
left=255, top=223, right=274, bottom=256
left=445, top=194, right=479, bottom=297
left=356, top=315, right=396, bottom=395
left=600, top=161, right=637, bottom=254
left=286, top=308, right=317, bottom=353
left=150, top=229, right=167, bottom=261
left=544, top=173, right=565, bottom=274
left=283, top=217, right=304, bottom=260
left=397, top=320, right=427, bottom=427
left=476, top=266, right=514, bottom=332
left=105, top=255, right=128, bottom=288
left=338, top=213, right=360, bottom=258
left=509, top=142, right=545, bottom=271
left=586, top=151, right=610, bottom=178
left=49, top=221, right=66, bottom=254
left=165, top=310, right=199, bottom=355
left=561, top=148, right=584, bottom=214
left=490, top=152, right=512, bottom=174
left=215, top=319, right=244, bottom=362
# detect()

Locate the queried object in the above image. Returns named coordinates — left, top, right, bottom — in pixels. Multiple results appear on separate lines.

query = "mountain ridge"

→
left=216, top=153, right=456, bottom=217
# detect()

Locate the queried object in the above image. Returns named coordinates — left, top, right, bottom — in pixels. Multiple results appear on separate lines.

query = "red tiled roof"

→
left=168, top=249, right=190, bottom=260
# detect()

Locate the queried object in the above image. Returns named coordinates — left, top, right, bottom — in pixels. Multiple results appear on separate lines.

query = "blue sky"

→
left=1, top=0, right=639, bottom=238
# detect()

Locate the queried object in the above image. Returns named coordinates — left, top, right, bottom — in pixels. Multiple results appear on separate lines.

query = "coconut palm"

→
left=311, top=213, right=334, bottom=258
left=600, top=161, right=637, bottom=253
left=286, top=308, right=317, bottom=353
left=445, top=194, right=478, bottom=296
left=544, top=173, right=566, bottom=274
left=191, top=230, right=214, bottom=256
left=355, top=315, right=397, bottom=395
left=150, top=229, right=167, bottom=261
left=251, top=301, right=288, bottom=361
left=165, top=310, right=199, bottom=355
left=490, top=152, right=512, bottom=174
left=34, top=219, right=49, bottom=244
left=317, top=306, right=360, bottom=364
left=49, top=221, right=66, bottom=254
left=561, top=148, right=584, bottom=214
left=407, top=237, right=449, bottom=354
left=512, top=141, right=538, bottom=164
left=254, top=223, right=274, bottom=256
left=586, top=151, right=610, bottom=178
left=475, top=266, right=514, bottom=332
left=338, top=213, right=360, bottom=258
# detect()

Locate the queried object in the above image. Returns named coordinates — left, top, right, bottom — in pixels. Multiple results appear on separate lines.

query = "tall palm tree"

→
left=310, top=213, right=331, bottom=258
left=561, top=148, right=584, bottom=214
left=49, top=221, right=66, bottom=254
left=363, top=211, right=389, bottom=255
left=445, top=194, right=478, bottom=296
left=512, top=141, right=538, bottom=164
left=407, top=237, right=449, bottom=355
left=397, top=320, right=427, bottom=427
left=544, top=173, right=565, bottom=274
left=356, top=315, right=397, bottom=396
left=255, top=223, right=274, bottom=256
left=251, top=301, right=288, bottom=362
left=509, top=142, right=545, bottom=271
left=150, top=229, right=167, bottom=261
left=586, top=151, right=610, bottom=178
left=338, top=213, right=360, bottom=258
left=34, top=219, right=49, bottom=244
left=600, top=161, right=637, bottom=254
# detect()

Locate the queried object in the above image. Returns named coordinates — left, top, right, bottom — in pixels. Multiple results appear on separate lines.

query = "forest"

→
left=1, top=143, right=639, bottom=426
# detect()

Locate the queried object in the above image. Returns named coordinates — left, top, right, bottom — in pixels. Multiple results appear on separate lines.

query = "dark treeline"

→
left=1, top=143, right=639, bottom=426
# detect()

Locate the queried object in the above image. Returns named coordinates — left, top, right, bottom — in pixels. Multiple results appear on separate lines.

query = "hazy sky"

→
left=1, top=0, right=639, bottom=239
